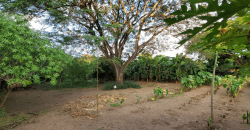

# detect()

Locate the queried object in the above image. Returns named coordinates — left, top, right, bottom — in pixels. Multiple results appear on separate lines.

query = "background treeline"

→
left=45, top=51, right=239, bottom=89
left=123, top=53, right=236, bottom=83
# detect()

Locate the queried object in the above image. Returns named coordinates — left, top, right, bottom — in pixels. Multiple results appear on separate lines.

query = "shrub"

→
left=123, top=81, right=141, bottom=89
left=104, top=81, right=141, bottom=90
left=181, top=71, right=222, bottom=90
left=221, top=75, right=248, bottom=97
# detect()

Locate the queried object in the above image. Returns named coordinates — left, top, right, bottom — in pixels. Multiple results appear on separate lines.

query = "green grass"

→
left=104, top=81, right=141, bottom=90
left=0, top=113, right=30, bottom=129
left=110, top=103, right=121, bottom=107
left=59, top=89, right=73, bottom=92
left=0, top=108, right=7, bottom=118
left=148, top=84, right=155, bottom=87
left=171, top=92, right=183, bottom=98
left=39, top=110, right=48, bottom=114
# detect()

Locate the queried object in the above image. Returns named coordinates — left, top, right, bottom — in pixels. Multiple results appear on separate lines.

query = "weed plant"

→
left=0, top=108, right=6, bottom=118
left=104, top=81, right=141, bottom=90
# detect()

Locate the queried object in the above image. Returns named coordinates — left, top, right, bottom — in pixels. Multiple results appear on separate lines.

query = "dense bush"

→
left=181, top=71, right=222, bottom=89
left=91, top=57, right=116, bottom=82
left=104, top=81, right=141, bottom=90
left=55, top=56, right=97, bottom=89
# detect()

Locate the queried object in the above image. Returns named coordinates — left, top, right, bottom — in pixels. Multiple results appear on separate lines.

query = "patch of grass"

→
left=110, top=103, right=120, bottom=107
left=110, top=99, right=124, bottom=107
left=59, top=89, right=73, bottom=92
left=105, top=99, right=110, bottom=103
left=0, top=108, right=7, bottom=118
left=39, top=111, right=48, bottom=114
left=104, top=81, right=141, bottom=90
left=172, top=92, right=183, bottom=98
left=0, top=113, right=30, bottom=129
left=148, top=84, right=155, bottom=87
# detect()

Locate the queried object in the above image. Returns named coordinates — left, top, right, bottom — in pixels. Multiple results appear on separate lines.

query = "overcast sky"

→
left=29, top=17, right=187, bottom=58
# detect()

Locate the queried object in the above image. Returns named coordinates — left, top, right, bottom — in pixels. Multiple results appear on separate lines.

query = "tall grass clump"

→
left=104, top=81, right=141, bottom=90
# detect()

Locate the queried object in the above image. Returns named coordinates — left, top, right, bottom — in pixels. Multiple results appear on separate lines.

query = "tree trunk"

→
left=0, top=89, right=11, bottom=109
left=150, top=67, right=152, bottom=82
left=114, top=64, right=125, bottom=85
left=59, top=71, right=64, bottom=89
left=177, top=64, right=179, bottom=84
left=158, top=67, right=161, bottom=81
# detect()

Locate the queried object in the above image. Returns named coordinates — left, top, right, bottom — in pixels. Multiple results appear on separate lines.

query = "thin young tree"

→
left=163, top=0, right=250, bottom=127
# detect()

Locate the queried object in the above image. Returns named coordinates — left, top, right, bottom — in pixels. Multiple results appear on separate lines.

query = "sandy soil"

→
left=2, top=81, right=250, bottom=130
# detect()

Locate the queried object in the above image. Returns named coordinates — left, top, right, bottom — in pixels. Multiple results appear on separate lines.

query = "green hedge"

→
left=104, top=81, right=141, bottom=90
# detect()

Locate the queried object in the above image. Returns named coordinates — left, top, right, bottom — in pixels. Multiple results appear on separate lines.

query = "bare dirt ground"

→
left=2, top=81, right=250, bottom=130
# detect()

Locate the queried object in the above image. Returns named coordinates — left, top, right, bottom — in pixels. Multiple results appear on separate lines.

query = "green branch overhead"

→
left=164, top=0, right=250, bottom=46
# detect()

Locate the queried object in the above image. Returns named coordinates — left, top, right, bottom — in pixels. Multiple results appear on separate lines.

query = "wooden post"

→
left=211, top=52, right=218, bottom=127
left=247, top=111, right=249, bottom=124
left=96, top=58, right=99, bottom=117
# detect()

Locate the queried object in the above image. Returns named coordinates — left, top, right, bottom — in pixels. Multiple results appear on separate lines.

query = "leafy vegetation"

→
left=221, top=75, right=249, bottom=97
left=56, top=56, right=98, bottom=89
left=153, top=87, right=164, bottom=98
left=242, top=111, right=250, bottom=123
left=1, top=0, right=185, bottom=85
left=181, top=71, right=221, bottom=90
left=0, top=13, right=72, bottom=108
left=125, top=53, right=204, bottom=83
left=164, top=0, right=250, bottom=127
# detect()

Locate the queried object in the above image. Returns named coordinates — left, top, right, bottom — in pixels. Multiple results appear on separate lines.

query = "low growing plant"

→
left=242, top=111, right=250, bottom=123
left=110, top=103, right=120, bottom=107
left=110, top=99, right=124, bottom=107
left=135, top=94, right=141, bottom=104
left=153, top=87, right=164, bottom=98
left=153, top=87, right=169, bottom=98
left=221, top=75, right=247, bottom=97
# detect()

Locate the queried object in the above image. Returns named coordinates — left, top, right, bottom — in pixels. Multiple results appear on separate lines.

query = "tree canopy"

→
left=1, top=0, right=184, bottom=84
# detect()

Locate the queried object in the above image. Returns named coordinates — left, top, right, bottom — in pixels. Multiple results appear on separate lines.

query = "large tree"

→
left=1, top=0, right=182, bottom=84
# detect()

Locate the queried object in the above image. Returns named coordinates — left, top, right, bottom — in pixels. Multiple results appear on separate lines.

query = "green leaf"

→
left=164, top=0, right=250, bottom=46
left=242, top=114, right=247, bottom=121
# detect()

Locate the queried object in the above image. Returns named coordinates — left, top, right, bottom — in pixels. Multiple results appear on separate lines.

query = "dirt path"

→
left=3, top=82, right=250, bottom=130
